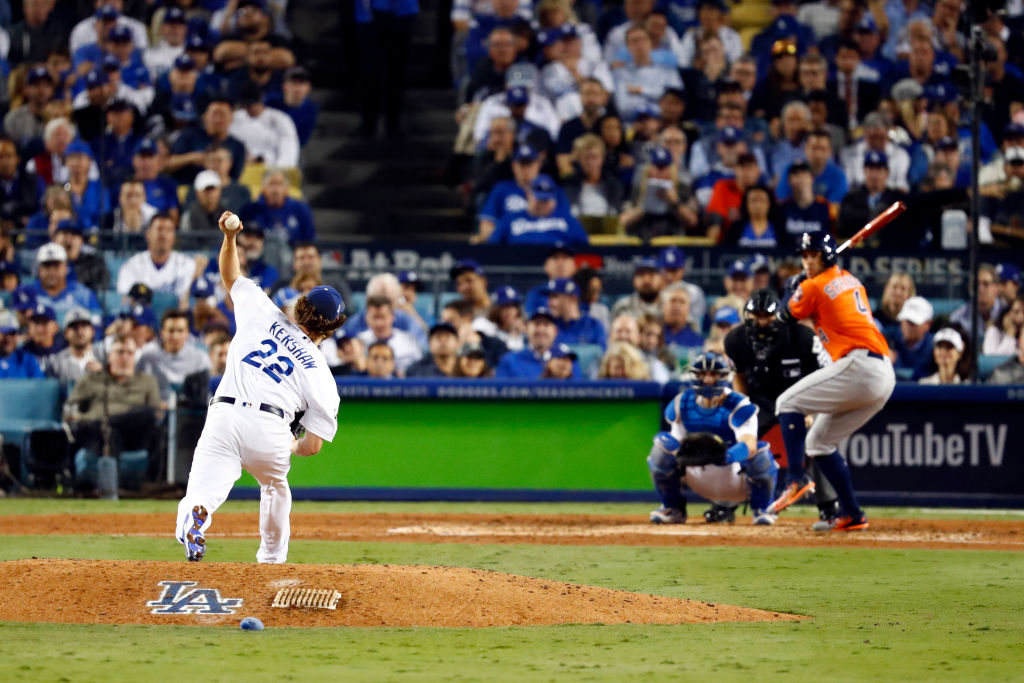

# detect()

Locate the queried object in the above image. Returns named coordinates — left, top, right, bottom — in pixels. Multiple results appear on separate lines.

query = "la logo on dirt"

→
left=147, top=581, right=244, bottom=615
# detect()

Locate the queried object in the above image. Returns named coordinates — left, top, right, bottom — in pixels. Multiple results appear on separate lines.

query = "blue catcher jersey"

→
left=665, top=388, right=746, bottom=446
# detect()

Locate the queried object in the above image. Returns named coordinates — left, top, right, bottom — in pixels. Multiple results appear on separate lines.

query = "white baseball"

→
left=225, top=214, right=241, bottom=231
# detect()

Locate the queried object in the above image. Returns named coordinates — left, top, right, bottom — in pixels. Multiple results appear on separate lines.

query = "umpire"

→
left=723, top=288, right=840, bottom=529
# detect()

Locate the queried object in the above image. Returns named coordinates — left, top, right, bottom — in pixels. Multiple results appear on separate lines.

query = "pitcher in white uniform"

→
left=175, top=212, right=344, bottom=563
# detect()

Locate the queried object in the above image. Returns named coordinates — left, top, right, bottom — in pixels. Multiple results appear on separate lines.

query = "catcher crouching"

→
left=647, top=352, right=777, bottom=525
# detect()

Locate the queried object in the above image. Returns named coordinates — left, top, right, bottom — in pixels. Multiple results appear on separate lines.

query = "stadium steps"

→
left=288, top=0, right=469, bottom=241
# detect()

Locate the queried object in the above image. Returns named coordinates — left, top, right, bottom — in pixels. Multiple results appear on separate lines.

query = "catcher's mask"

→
left=690, top=352, right=731, bottom=399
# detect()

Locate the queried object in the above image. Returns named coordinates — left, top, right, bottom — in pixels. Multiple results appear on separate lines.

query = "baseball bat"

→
left=836, top=201, right=907, bottom=253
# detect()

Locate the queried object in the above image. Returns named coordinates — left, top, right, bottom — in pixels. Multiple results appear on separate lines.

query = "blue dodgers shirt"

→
left=555, top=315, right=606, bottom=349
left=25, top=281, right=101, bottom=324
left=488, top=207, right=590, bottom=246
left=775, top=160, right=849, bottom=204
left=0, top=349, right=45, bottom=379
left=240, top=197, right=316, bottom=244
left=494, top=347, right=582, bottom=379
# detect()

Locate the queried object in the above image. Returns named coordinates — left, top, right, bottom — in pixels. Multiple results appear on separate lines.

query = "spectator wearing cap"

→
left=713, top=258, right=754, bottom=316
left=748, top=40, right=801, bottom=121
left=69, top=1, right=149, bottom=56
left=524, top=244, right=577, bottom=316
left=0, top=309, right=45, bottom=378
left=994, top=264, right=1021, bottom=310
left=63, top=139, right=110, bottom=229
left=46, top=306, right=103, bottom=384
left=356, top=296, right=422, bottom=377
left=213, top=0, right=296, bottom=69
left=330, top=332, right=366, bottom=377
left=265, top=66, right=318, bottom=148
left=930, top=136, right=970, bottom=190
left=117, top=211, right=199, bottom=303
left=554, top=78, right=611, bottom=178
left=950, top=263, right=1005, bottom=335
left=460, top=26, right=519, bottom=106
left=228, top=82, right=300, bottom=169
left=488, top=284, right=526, bottom=352
left=611, top=258, right=664, bottom=321
left=690, top=124, right=755, bottom=208
left=237, top=167, right=315, bottom=244
left=4, top=66, right=55, bottom=149
left=545, top=277, right=606, bottom=348
left=628, top=103, right=661, bottom=160
left=447, top=259, right=491, bottom=323
left=890, top=295, right=935, bottom=381
left=181, top=146, right=253, bottom=213
left=676, top=0, right=742, bottom=67
left=778, top=128, right=849, bottom=206
left=621, top=146, right=700, bottom=240
left=657, top=246, right=706, bottom=324
left=10, top=285, right=38, bottom=329
left=0, top=139, right=42, bottom=229
left=979, top=124, right=1024, bottom=192
left=472, top=85, right=561, bottom=153
left=72, top=22, right=146, bottom=84
left=168, top=97, right=247, bottom=182
left=919, top=328, right=969, bottom=386
left=476, top=143, right=563, bottom=243
left=70, top=69, right=115, bottom=142
left=130, top=137, right=179, bottom=218
left=440, top=298, right=507, bottom=366
left=395, top=270, right=431, bottom=331
left=703, top=305, right=740, bottom=355
left=107, top=302, right=157, bottom=355
left=463, top=0, right=525, bottom=76
left=495, top=307, right=579, bottom=379
left=456, top=341, right=491, bottom=378
left=707, top=151, right=763, bottom=239
left=150, top=54, right=200, bottom=129
left=0, top=260, right=18, bottom=292
left=751, top=0, right=817, bottom=62
left=611, top=26, right=683, bottom=122
left=22, top=302, right=67, bottom=368
left=180, top=170, right=228, bottom=232
left=25, top=242, right=102, bottom=324
left=53, top=219, right=110, bottom=292
left=838, top=149, right=907, bottom=240
left=488, top=174, right=589, bottom=246
left=983, top=147, right=1024, bottom=246
left=562, top=134, right=624, bottom=226
left=405, top=322, right=462, bottom=378
left=778, top=161, right=833, bottom=247
left=540, top=22, right=614, bottom=117
left=842, top=112, right=910, bottom=192
left=724, top=184, right=781, bottom=249
left=89, top=98, right=140, bottom=189
left=143, top=6, right=187, bottom=80
left=983, top=293, right=1023, bottom=356
left=541, top=342, right=581, bottom=379
left=136, top=309, right=211, bottom=399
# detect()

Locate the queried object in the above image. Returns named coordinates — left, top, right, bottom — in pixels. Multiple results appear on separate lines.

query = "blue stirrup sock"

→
left=778, top=412, right=807, bottom=483
left=813, top=450, right=862, bottom=520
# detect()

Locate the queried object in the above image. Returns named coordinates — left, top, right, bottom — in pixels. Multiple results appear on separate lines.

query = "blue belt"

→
left=210, top=396, right=285, bottom=419
left=866, top=351, right=885, bottom=360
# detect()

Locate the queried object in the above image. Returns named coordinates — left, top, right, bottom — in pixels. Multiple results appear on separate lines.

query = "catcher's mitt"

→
left=289, top=411, right=306, bottom=440
left=675, top=431, right=727, bottom=467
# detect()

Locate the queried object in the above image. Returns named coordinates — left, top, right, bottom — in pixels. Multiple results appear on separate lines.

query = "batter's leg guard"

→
left=743, top=441, right=778, bottom=513
left=813, top=450, right=863, bottom=520
left=778, top=412, right=808, bottom=483
left=647, top=433, right=685, bottom=512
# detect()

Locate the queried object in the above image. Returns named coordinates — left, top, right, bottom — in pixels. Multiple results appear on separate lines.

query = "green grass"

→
left=1, top=527, right=1023, bottom=681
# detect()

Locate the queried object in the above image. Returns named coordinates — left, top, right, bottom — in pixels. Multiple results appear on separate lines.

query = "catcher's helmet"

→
left=796, top=231, right=837, bottom=266
left=690, top=352, right=731, bottom=398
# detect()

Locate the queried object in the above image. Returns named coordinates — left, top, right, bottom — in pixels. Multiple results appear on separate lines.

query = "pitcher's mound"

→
left=0, top=559, right=803, bottom=627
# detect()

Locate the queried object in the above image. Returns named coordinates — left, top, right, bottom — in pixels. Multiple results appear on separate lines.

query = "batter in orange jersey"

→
left=771, top=231, right=896, bottom=532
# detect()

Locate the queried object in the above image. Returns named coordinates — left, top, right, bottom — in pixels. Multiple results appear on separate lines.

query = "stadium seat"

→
left=0, top=379, right=63, bottom=482
left=978, top=354, right=1013, bottom=381
left=103, top=253, right=128, bottom=279
left=350, top=291, right=366, bottom=314
left=570, top=343, right=604, bottom=379
left=931, top=298, right=961, bottom=317
left=739, top=26, right=761, bottom=51
left=649, top=235, right=716, bottom=247
left=589, top=235, right=643, bottom=246
left=729, top=1, right=773, bottom=31
left=0, top=290, right=9, bottom=308
left=152, top=292, right=180, bottom=321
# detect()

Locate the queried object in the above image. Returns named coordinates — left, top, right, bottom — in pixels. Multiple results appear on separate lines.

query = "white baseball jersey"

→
left=229, top=107, right=301, bottom=168
left=117, top=250, right=196, bottom=300
left=219, top=277, right=340, bottom=441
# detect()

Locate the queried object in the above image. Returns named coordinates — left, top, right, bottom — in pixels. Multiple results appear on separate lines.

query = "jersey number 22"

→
left=242, top=338, right=294, bottom=383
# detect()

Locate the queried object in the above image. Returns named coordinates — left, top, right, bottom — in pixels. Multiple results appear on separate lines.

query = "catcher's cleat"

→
left=768, top=476, right=815, bottom=514
left=703, top=504, right=737, bottom=524
left=185, top=505, right=208, bottom=561
left=831, top=514, right=869, bottom=532
left=752, top=509, right=777, bottom=526
left=649, top=507, right=686, bottom=524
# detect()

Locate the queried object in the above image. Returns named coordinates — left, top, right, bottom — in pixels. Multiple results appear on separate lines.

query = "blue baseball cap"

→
left=429, top=321, right=458, bottom=338
left=65, top=139, right=93, bottom=158
left=936, top=136, right=959, bottom=151
left=649, top=146, right=673, bottom=168
left=924, top=83, right=955, bottom=104
left=164, top=6, right=186, bottom=22
left=84, top=68, right=108, bottom=89
left=54, top=218, right=84, bottom=235
left=772, top=15, right=800, bottom=36
left=718, top=125, right=742, bottom=145
left=0, top=260, right=17, bottom=277
left=397, top=270, right=424, bottom=291
left=634, top=257, right=659, bottom=274
left=728, top=259, right=751, bottom=277
left=506, top=86, right=529, bottom=107
left=546, top=343, right=577, bottom=361
left=493, top=285, right=521, bottom=306
left=173, top=54, right=196, bottom=71
left=29, top=302, right=57, bottom=322
left=634, top=102, right=660, bottom=120
left=529, top=306, right=556, bottom=323
left=26, top=66, right=53, bottom=85
left=107, top=98, right=133, bottom=112
left=450, top=259, right=484, bottom=280
left=186, top=33, right=210, bottom=51
left=191, top=275, right=215, bottom=298
left=120, top=303, right=156, bottom=328
left=0, top=310, right=17, bottom=334
left=170, top=93, right=198, bottom=121
left=996, top=263, right=1022, bottom=286
left=95, top=4, right=119, bottom=20
left=512, top=143, right=539, bottom=163
left=864, top=149, right=888, bottom=167
left=559, top=22, right=578, bottom=39
left=529, top=174, right=559, bottom=201
left=537, top=26, right=563, bottom=47
left=545, top=277, right=579, bottom=297
left=108, top=24, right=133, bottom=42
left=855, top=15, right=877, bottom=32
left=134, top=138, right=158, bottom=156
left=658, top=247, right=686, bottom=270
left=11, top=285, right=37, bottom=311
left=713, top=306, right=740, bottom=326
left=305, top=286, right=345, bottom=322
left=101, top=54, right=121, bottom=71
left=748, top=253, right=771, bottom=273
left=1004, top=122, right=1024, bottom=139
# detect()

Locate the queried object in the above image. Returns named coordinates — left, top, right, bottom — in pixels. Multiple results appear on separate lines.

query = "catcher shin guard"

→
left=647, top=433, right=685, bottom=510
left=742, top=442, right=778, bottom=513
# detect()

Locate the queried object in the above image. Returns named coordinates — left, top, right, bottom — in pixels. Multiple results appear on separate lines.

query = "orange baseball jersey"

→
left=788, top=265, right=890, bottom=361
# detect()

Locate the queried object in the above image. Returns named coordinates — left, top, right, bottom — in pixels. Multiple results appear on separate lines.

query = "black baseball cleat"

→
left=703, top=504, right=737, bottom=523
left=185, top=505, right=208, bottom=561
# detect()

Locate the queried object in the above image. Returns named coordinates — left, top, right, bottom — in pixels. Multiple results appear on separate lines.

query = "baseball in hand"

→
left=225, top=213, right=241, bottom=232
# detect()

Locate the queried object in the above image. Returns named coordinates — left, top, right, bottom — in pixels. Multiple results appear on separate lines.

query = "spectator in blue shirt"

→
left=524, top=243, right=578, bottom=316
left=168, top=97, right=247, bottom=183
left=239, top=168, right=316, bottom=244
left=776, top=129, right=848, bottom=205
left=265, top=66, right=318, bottom=147
left=22, top=302, right=67, bottom=367
left=661, top=281, right=704, bottom=351
left=24, top=242, right=102, bottom=325
left=545, top=277, right=606, bottom=348
left=131, top=138, right=180, bottom=217
left=90, top=98, right=141, bottom=189
left=891, top=295, right=935, bottom=381
left=477, top=143, right=565, bottom=242
left=750, top=2, right=816, bottom=68
left=63, top=139, right=110, bottom=229
left=0, top=310, right=45, bottom=379
left=541, top=342, right=581, bottom=380
left=778, top=160, right=833, bottom=246
left=495, top=307, right=581, bottom=379
left=489, top=175, right=590, bottom=246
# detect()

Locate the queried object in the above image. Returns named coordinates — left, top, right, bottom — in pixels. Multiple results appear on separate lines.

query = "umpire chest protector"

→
left=675, top=390, right=744, bottom=445
left=724, top=324, right=818, bottom=405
